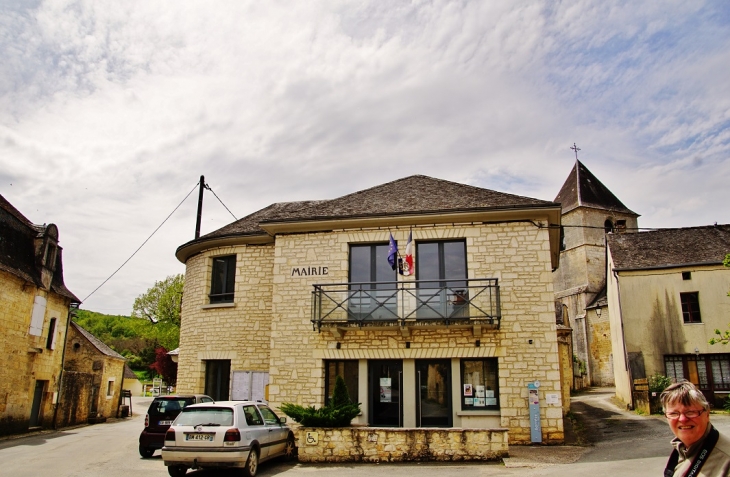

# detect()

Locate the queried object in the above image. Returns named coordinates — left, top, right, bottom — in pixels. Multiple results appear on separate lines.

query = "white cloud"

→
left=0, top=0, right=728, bottom=313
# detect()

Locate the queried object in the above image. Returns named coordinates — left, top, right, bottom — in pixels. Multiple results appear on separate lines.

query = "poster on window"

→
left=463, top=384, right=473, bottom=397
left=465, top=398, right=474, bottom=405
left=474, top=397, right=486, bottom=407
left=380, top=378, right=392, bottom=403
left=476, top=385, right=485, bottom=398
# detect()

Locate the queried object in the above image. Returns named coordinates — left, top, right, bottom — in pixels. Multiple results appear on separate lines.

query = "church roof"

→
left=554, top=161, right=638, bottom=216
left=608, top=224, right=730, bottom=271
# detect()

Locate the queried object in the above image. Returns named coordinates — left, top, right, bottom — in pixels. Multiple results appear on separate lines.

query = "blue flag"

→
left=387, top=233, right=398, bottom=270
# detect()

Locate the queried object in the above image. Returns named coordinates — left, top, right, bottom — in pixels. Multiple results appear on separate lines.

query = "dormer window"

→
left=615, top=220, right=626, bottom=232
left=44, top=242, right=57, bottom=270
left=604, top=219, right=614, bottom=233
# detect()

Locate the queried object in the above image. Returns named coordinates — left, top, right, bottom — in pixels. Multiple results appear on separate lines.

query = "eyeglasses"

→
left=664, top=409, right=706, bottom=420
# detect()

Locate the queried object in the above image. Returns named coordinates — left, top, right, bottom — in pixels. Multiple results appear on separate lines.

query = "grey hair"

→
left=660, top=380, right=710, bottom=412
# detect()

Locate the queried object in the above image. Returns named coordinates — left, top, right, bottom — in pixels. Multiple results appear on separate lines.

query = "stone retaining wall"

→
left=297, top=427, right=509, bottom=462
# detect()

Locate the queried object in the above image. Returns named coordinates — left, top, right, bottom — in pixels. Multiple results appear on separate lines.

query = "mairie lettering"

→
left=291, top=266, right=329, bottom=277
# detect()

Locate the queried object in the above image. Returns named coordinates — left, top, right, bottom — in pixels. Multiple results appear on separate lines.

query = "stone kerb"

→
left=296, top=427, right=508, bottom=463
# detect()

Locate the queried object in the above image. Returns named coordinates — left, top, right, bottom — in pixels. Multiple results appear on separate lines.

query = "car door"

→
left=257, top=405, right=287, bottom=459
left=241, top=405, right=268, bottom=458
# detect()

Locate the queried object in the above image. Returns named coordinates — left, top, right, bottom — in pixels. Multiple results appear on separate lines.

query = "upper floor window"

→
left=210, top=255, right=236, bottom=304
left=681, top=292, right=701, bottom=323
left=604, top=219, right=614, bottom=233
left=46, top=317, right=57, bottom=350
left=416, top=240, right=467, bottom=318
left=349, top=244, right=396, bottom=320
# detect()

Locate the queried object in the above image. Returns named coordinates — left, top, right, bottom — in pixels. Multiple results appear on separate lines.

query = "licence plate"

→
left=158, top=420, right=173, bottom=425
left=185, top=433, right=214, bottom=442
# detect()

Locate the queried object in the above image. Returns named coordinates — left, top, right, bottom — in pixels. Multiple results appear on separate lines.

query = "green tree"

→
left=132, top=274, right=184, bottom=326
left=709, top=254, right=730, bottom=345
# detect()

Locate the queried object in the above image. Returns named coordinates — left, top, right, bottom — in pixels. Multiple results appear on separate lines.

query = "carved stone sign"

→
left=290, top=266, right=329, bottom=277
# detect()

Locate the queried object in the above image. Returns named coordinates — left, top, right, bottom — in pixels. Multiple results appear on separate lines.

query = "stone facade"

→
left=56, top=322, right=126, bottom=426
left=175, top=176, right=565, bottom=449
left=0, top=270, right=72, bottom=435
left=296, top=427, right=508, bottom=462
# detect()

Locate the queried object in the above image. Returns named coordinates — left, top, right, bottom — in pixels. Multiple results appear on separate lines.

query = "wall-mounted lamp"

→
left=475, top=340, right=480, bottom=347
left=336, top=342, right=341, bottom=349
left=694, top=347, right=700, bottom=357
left=528, top=339, right=533, bottom=345
left=405, top=342, right=411, bottom=349
left=596, top=307, right=602, bottom=318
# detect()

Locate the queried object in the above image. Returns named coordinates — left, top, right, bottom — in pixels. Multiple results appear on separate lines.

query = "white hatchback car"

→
left=161, top=400, right=296, bottom=477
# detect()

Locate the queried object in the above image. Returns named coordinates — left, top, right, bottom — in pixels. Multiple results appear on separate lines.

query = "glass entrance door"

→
left=369, top=360, right=402, bottom=427
left=416, top=360, right=452, bottom=427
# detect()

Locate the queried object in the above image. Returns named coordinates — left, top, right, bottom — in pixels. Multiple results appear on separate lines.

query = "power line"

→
left=205, top=183, right=238, bottom=221
left=81, top=181, right=200, bottom=303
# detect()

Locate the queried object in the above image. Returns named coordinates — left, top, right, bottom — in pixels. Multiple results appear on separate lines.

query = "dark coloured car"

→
left=139, top=394, right=214, bottom=458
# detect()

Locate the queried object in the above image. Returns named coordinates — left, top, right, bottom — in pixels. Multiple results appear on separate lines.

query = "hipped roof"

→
left=555, top=161, right=638, bottom=216
left=608, top=224, right=730, bottom=271
left=176, top=175, right=563, bottom=265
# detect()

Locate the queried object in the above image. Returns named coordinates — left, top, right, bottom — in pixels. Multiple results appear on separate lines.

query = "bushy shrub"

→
left=280, top=375, right=360, bottom=427
left=648, top=374, right=673, bottom=394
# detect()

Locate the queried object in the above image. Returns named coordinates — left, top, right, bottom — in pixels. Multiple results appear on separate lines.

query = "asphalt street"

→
left=2, top=389, right=729, bottom=476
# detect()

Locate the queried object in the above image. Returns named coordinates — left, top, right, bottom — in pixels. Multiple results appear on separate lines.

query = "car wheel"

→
left=243, top=449, right=259, bottom=477
left=283, top=434, right=297, bottom=461
left=138, top=445, right=154, bottom=458
left=167, top=465, right=188, bottom=477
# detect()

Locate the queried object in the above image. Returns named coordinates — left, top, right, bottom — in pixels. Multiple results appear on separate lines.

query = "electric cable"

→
left=81, top=181, right=200, bottom=303
left=205, top=184, right=238, bottom=221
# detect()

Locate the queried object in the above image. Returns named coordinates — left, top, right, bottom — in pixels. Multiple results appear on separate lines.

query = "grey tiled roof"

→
left=0, top=193, right=79, bottom=302
left=555, top=161, right=637, bottom=216
left=193, top=175, right=556, bottom=242
left=608, top=224, right=730, bottom=270
left=71, top=321, right=125, bottom=360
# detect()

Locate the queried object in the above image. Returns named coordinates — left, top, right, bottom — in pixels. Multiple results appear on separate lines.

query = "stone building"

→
left=607, top=225, right=730, bottom=408
left=175, top=175, right=565, bottom=445
left=56, top=321, right=126, bottom=426
left=0, top=194, right=79, bottom=436
left=552, top=161, right=639, bottom=388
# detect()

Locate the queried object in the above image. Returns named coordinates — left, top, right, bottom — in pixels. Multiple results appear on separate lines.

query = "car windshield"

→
left=151, top=398, right=195, bottom=414
left=176, top=407, right=234, bottom=426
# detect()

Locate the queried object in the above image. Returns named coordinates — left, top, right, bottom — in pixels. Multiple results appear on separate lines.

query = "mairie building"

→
left=174, top=175, right=565, bottom=444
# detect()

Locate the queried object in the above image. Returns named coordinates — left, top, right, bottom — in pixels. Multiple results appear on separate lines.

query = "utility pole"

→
left=195, top=175, right=205, bottom=239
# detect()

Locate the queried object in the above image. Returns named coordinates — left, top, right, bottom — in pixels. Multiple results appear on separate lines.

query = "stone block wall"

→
left=176, top=244, right=274, bottom=394
left=296, top=427, right=508, bottom=462
left=269, top=222, right=563, bottom=444
left=0, top=270, right=71, bottom=436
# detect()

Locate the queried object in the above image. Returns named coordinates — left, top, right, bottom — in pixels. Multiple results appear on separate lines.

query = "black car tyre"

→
left=167, top=465, right=188, bottom=477
left=283, top=434, right=297, bottom=461
left=243, top=449, right=259, bottom=477
left=139, top=445, right=155, bottom=458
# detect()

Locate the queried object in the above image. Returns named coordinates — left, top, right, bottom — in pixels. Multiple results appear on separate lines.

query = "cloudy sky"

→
left=1, top=1, right=729, bottom=315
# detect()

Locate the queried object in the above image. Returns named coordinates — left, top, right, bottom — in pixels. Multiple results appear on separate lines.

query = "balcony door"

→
left=349, top=244, right=398, bottom=321
left=416, top=240, right=467, bottom=319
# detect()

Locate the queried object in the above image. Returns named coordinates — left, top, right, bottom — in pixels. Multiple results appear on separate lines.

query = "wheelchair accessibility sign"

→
left=305, top=431, right=319, bottom=445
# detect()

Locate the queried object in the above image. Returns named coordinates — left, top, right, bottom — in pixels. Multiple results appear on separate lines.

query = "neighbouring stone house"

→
left=0, top=193, right=80, bottom=436
left=552, top=161, right=639, bottom=389
left=175, top=175, right=566, bottom=446
left=56, top=321, right=126, bottom=426
left=607, top=225, right=730, bottom=408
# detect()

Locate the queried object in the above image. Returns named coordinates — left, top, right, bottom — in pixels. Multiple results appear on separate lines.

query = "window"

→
left=325, top=360, right=359, bottom=405
left=349, top=244, right=397, bottom=320
left=106, top=378, right=115, bottom=398
left=416, top=240, right=467, bottom=318
left=681, top=292, right=701, bottom=323
left=460, top=358, right=499, bottom=410
left=604, top=219, right=614, bottom=234
left=210, top=255, right=236, bottom=303
left=682, top=271, right=692, bottom=280
left=46, top=317, right=57, bottom=350
left=665, top=356, right=684, bottom=382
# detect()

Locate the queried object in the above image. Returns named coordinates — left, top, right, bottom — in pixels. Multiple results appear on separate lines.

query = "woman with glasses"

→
left=661, top=381, right=730, bottom=476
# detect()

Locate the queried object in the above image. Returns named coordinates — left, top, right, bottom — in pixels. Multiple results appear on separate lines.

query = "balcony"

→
left=311, top=278, right=500, bottom=337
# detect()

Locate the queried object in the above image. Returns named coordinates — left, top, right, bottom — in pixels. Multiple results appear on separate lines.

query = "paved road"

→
left=3, top=390, right=729, bottom=476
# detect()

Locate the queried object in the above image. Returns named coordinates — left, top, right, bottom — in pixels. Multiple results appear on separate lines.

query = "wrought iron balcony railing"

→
left=311, top=278, right=500, bottom=332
